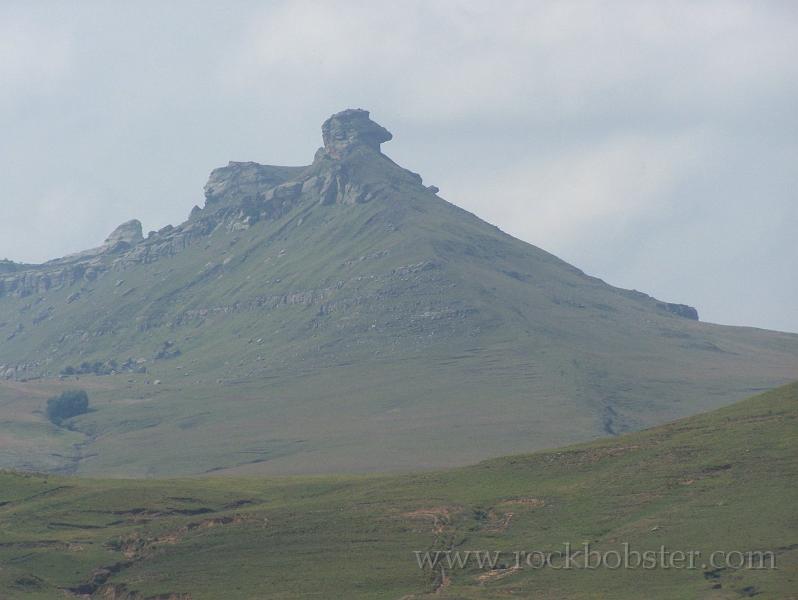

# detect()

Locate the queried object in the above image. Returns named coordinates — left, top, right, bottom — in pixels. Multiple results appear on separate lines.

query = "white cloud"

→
left=220, top=0, right=798, bottom=123
left=0, top=13, right=73, bottom=101
left=443, top=130, right=711, bottom=253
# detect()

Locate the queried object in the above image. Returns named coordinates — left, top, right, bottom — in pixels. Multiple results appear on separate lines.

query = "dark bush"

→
left=60, top=360, right=119, bottom=376
left=45, top=390, right=89, bottom=425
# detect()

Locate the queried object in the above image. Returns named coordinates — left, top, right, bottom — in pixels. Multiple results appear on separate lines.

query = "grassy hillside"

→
left=1, top=383, right=795, bottom=599
left=1, top=110, right=796, bottom=476
left=0, top=186, right=795, bottom=477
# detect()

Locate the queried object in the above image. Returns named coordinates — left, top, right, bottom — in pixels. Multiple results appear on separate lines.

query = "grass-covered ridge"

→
left=1, top=111, right=797, bottom=477
left=1, top=383, right=796, bottom=599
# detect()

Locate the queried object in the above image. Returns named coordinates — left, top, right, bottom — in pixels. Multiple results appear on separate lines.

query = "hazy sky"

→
left=2, top=1, right=796, bottom=332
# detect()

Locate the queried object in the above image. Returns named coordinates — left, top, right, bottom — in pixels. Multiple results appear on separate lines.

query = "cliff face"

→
left=0, top=222, right=139, bottom=298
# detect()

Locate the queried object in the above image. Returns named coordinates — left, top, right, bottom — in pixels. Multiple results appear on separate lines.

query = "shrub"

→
left=45, top=390, right=89, bottom=425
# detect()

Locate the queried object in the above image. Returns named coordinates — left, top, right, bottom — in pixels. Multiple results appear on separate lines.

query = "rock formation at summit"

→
left=320, top=108, right=393, bottom=158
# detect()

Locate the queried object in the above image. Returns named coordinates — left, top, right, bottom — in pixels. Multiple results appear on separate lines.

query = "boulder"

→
left=104, top=220, right=143, bottom=248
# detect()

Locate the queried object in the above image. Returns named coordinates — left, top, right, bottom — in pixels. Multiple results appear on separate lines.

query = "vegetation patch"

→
left=45, top=389, right=89, bottom=425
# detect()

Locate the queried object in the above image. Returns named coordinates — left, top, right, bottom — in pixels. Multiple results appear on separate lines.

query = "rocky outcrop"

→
left=621, top=289, right=699, bottom=320
left=0, top=259, right=20, bottom=274
left=661, top=302, right=699, bottom=320
left=0, top=219, right=146, bottom=298
left=104, top=219, right=143, bottom=248
left=301, top=169, right=378, bottom=205
left=320, top=108, right=392, bottom=159
left=203, top=162, right=305, bottom=208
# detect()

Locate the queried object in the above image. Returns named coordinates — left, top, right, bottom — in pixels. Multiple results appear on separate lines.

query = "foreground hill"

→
left=1, top=383, right=796, bottom=599
left=0, top=109, right=796, bottom=476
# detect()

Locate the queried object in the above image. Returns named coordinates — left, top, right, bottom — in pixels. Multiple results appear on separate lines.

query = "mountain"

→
left=1, top=383, right=796, bottom=599
left=0, top=109, right=796, bottom=476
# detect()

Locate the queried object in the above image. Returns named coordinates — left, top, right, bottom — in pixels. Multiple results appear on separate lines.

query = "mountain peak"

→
left=321, top=109, right=393, bottom=159
left=3, top=109, right=798, bottom=481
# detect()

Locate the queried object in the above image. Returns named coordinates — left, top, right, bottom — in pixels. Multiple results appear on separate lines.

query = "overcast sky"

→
left=2, top=1, right=796, bottom=332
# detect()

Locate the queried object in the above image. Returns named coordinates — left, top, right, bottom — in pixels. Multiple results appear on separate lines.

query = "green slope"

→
left=0, top=109, right=796, bottom=476
left=1, top=383, right=796, bottom=599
